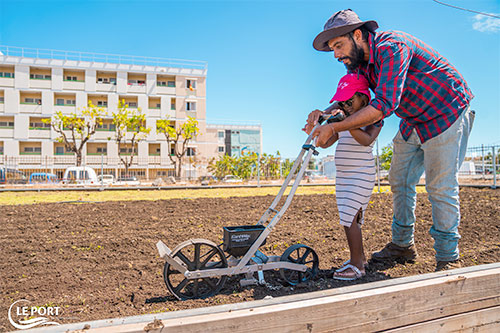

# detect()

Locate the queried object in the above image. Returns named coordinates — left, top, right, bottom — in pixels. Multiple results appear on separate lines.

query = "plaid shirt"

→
left=351, top=31, right=473, bottom=142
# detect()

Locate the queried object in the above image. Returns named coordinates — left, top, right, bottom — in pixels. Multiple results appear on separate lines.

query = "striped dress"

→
left=335, top=129, right=376, bottom=227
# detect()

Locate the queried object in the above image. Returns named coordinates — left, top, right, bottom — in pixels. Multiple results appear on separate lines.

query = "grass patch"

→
left=0, top=185, right=427, bottom=206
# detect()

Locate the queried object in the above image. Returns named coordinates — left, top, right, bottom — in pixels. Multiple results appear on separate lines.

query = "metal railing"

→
left=0, top=144, right=498, bottom=189
left=0, top=45, right=207, bottom=70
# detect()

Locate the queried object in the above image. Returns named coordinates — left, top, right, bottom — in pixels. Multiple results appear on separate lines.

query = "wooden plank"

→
left=69, top=265, right=500, bottom=333
left=386, top=306, right=500, bottom=332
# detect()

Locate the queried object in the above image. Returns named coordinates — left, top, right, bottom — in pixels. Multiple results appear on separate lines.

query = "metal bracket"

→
left=302, top=144, right=319, bottom=156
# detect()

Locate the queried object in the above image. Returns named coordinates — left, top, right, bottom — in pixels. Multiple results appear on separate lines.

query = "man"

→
left=305, top=9, right=474, bottom=271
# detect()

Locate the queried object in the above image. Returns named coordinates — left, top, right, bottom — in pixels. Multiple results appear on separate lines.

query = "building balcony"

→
left=0, top=77, right=14, bottom=87
left=156, top=86, right=176, bottom=95
left=30, top=78, right=52, bottom=89
left=28, top=128, right=51, bottom=139
left=148, top=108, right=161, bottom=118
left=94, top=130, right=115, bottom=140
left=20, top=103, right=42, bottom=114
left=127, top=84, right=146, bottom=94
left=186, top=88, right=197, bottom=97
left=62, top=80, right=85, bottom=90
left=54, top=104, right=77, bottom=114
left=0, top=128, right=14, bottom=137
left=96, top=82, right=117, bottom=92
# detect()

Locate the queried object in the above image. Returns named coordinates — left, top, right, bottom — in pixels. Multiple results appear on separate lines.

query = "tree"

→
left=281, top=158, right=294, bottom=178
left=157, top=116, right=199, bottom=179
left=379, top=144, right=393, bottom=171
left=111, top=100, right=151, bottom=176
left=208, top=154, right=236, bottom=180
left=238, top=152, right=261, bottom=180
left=44, top=102, right=106, bottom=166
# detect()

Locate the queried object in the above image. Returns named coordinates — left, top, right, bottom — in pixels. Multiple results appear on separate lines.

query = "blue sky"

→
left=1, top=0, right=499, bottom=158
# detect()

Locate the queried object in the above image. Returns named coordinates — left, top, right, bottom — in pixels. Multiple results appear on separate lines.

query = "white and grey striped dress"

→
left=335, top=129, right=376, bottom=227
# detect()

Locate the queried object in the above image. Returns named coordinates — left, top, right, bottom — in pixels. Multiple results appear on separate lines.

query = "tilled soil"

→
left=1, top=187, right=499, bottom=331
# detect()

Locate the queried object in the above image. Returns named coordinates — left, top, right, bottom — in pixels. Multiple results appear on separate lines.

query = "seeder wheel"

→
left=279, top=244, right=319, bottom=286
left=163, top=239, right=228, bottom=300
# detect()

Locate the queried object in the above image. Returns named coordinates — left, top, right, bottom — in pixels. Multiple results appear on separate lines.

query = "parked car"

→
left=0, top=167, right=28, bottom=184
left=97, top=174, right=114, bottom=185
left=200, top=175, right=217, bottom=186
left=222, top=175, right=243, bottom=183
left=62, top=166, right=98, bottom=185
left=115, top=176, right=141, bottom=186
left=29, top=172, right=58, bottom=184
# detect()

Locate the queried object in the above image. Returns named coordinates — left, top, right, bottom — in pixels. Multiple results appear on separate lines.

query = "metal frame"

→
left=157, top=119, right=324, bottom=284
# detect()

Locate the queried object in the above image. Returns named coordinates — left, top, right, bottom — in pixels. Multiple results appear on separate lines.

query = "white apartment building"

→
left=0, top=46, right=220, bottom=180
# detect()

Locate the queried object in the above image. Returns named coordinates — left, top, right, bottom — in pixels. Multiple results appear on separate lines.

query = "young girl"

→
left=318, top=73, right=382, bottom=280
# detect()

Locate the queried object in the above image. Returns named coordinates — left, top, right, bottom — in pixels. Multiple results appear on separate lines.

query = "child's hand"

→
left=302, top=109, right=324, bottom=134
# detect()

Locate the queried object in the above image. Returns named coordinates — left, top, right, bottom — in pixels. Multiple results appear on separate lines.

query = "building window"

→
left=186, top=102, right=196, bottom=111
left=96, top=147, right=107, bottom=153
left=24, top=147, right=41, bottom=153
left=29, top=121, right=50, bottom=130
left=55, top=99, right=65, bottom=105
left=187, top=147, right=196, bottom=156
left=97, top=101, right=108, bottom=107
left=23, top=98, right=42, bottom=105
left=120, top=148, right=137, bottom=153
left=167, top=81, right=175, bottom=87
left=186, top=79, right=196, bottom=89
left=128, top=102, right=138, bottom=107
left=66, top=76, right=78, bottom=81
left=218, top=131, right=224, bottom=138
left=0, top=97, right=4, bottom=103
left=66, top=99, right=76, bottom=105
left=0, top=72, right=14, bottom=78
left=30, top=74, right=51, bottom=80
left=218, top=146, right=224, bottom=152
left=0, top=121, right=14, bottom=128
left=128, top=79, right=145, bottom=86
left=157, top=81, right=167, bottom=87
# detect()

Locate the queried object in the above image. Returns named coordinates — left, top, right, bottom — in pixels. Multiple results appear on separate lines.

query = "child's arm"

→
left=317, top=133, right=339, bottom=149
left=349, top=125, right=381, bottom=146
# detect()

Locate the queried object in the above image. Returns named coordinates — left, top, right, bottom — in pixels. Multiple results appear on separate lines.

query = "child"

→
left=318, top=73, right=382, bottom=280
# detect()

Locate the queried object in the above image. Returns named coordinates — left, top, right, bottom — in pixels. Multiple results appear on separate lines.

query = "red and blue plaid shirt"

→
left=351, top=31, right=473, bottom=142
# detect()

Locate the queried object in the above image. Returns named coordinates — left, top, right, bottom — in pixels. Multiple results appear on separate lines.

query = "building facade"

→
left=0, top=46, right=221, bottom=180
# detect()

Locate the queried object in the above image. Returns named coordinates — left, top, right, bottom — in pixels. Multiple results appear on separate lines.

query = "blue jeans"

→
left=388, top=107, right=474, bottom=261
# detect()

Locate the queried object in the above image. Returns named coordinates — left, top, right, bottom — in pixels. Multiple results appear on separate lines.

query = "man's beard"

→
left=339, top=40, right=366, bottom=71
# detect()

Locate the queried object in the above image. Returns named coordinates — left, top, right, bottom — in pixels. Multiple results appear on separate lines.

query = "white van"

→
left=63, top=166, right=98, bottom=185
left=97, top=174, right=114, bottom=186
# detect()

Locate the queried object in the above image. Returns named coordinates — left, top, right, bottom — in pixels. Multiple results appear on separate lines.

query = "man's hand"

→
left=302, top=109, right=324, bottom=134
left=312, top=123, right=336, bottom=147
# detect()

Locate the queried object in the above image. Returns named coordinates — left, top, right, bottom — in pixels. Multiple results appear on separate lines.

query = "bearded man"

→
left=304, top=9, right=474, bottom=271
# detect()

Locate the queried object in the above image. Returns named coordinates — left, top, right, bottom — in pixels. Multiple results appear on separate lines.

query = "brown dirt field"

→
left=1, top=187, right=499, bottom=331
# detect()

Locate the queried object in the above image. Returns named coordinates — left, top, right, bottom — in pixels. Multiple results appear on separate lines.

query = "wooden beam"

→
left=29, top=263, right=500, bottom=333
left=386, top=306, right=500, bottom=332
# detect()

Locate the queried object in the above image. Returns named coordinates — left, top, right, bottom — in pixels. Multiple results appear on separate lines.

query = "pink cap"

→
left=329, top=73, right=370, bottom=103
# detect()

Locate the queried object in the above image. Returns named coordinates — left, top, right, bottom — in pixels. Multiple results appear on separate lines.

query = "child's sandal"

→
left=335, top=260, right=368, bottom=273
left=333, top=264, right=366, bottom=281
